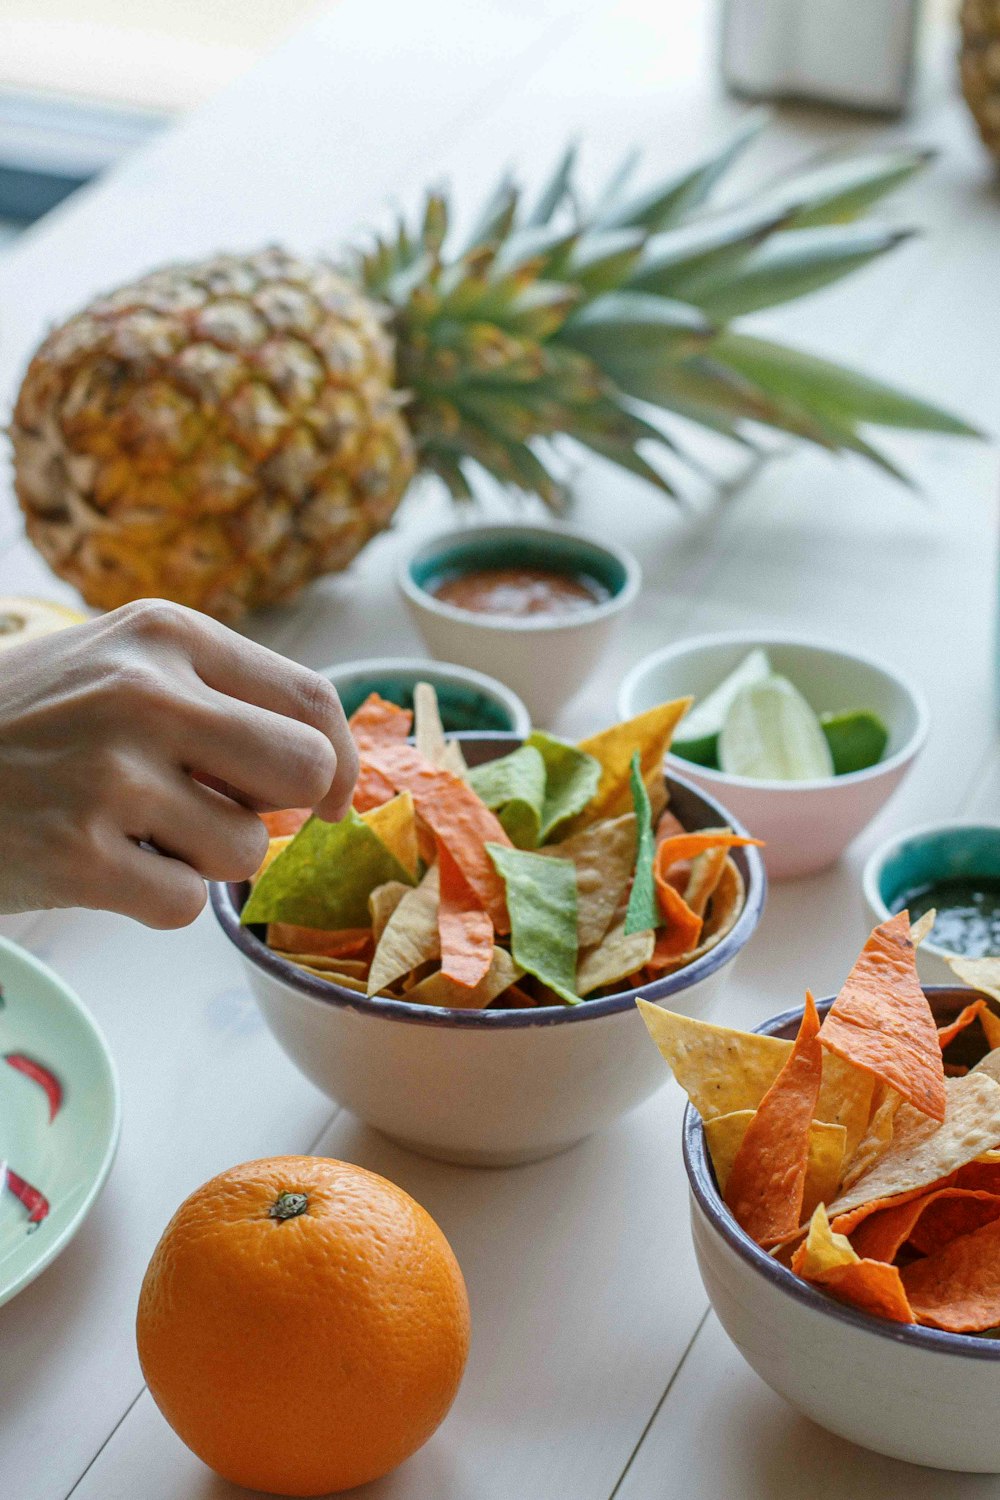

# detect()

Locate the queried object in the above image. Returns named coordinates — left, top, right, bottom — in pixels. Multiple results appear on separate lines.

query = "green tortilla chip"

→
left=242, top=809, right=414, bottom=928
left=487, top=843, right=580, bottom=1005
left=625, top=750, right=659, bottom=936
left=526, top=731, right=602, bottom=842
left=468, top=745, right=547, bottom=848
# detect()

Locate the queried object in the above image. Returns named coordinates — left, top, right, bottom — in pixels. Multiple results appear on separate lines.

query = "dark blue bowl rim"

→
left=209, top=749, right=766, bottom=1030
left=683, top=988, right=1000, bottom=1360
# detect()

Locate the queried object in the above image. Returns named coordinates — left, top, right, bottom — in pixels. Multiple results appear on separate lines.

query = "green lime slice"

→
left=672, top=647, right=772, bottom=768
left=820, top=709, right=889, bottom=775
left=719, top=675, right=834, bottom=781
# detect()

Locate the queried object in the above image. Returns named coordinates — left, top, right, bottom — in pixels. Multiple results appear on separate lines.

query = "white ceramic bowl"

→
left=863, top=820, right=1000, bottom=986
left=619, top=632, right=929, bottom=880
left=397, top=523, right=641, bottom=724
left=319, top=655, right=530, bottom=738
left=212, top=744, right=765, bottom=1167
left=684, top=989, right=1000, bottom=1472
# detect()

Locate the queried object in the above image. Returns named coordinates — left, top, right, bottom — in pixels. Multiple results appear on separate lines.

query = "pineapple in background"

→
left=961, top=0, right=1000, bottom=158
left=10, top=127, right=977, bottom=621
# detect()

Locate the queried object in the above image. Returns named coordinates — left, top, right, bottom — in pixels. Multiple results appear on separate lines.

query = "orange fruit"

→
left=136, top=1157, right=470, bottom=1496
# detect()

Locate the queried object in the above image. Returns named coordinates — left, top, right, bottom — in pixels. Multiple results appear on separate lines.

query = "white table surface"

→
left=0, top=1, right=998, bottom=1496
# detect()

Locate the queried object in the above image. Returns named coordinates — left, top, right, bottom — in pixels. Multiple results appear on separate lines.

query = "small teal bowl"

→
left=398, top=523, right=641, bottom=722
left=319, top=656, right=531, bottom=736
left=863, top=820, right=1000, bottom=983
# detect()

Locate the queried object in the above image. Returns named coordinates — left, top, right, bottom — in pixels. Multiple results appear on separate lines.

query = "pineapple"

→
left=961, top=0, right=1000, bottom=159
left=11, top=130, right=976, bottom=621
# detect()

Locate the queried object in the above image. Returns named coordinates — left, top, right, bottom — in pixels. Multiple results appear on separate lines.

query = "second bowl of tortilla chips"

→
left=666, top=925, right=1000, bottom=1472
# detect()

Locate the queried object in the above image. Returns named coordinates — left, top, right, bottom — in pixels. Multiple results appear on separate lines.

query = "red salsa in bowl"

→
left=430, top=565, right=610, bottom=619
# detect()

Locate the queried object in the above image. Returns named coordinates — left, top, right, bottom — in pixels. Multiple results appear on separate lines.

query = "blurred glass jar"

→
left=721, top=0, right=922, bottom=115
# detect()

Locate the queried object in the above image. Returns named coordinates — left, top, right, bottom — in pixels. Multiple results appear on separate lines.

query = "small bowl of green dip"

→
left=863, top=821, right=1000, bottom=984
left=320, top=656, right=530, bottom=737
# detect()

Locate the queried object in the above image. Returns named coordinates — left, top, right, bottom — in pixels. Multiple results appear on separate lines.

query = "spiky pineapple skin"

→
left=12, top=249, right=415, bottom=621
left=961, top=0, right=1000, bottom=159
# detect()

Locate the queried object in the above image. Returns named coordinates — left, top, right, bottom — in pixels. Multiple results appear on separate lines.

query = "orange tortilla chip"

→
left=819, top=911, right=946, bottom=1123
left=652, top=881, right=703, bottom=960
left=350, top=693, right=412, bottom=812
left=725, top=992, right=823, bottom=1245
left=908, top=1189, right=1000, bottom=1257
left=260, top=809, right=309, bottom=837
left=364, top=743, right=512, bottom=932
left=266, top=924, right=371, bottom=959
left=938, top=999, right=987, bottom=1051
left=654, top=831, right=763, bottom=870
left=792, top=1205, right=915, bottom=1323
left=437, top=840, right=494, bottom=989
left=902, top=1214, right=1000, bottom=1332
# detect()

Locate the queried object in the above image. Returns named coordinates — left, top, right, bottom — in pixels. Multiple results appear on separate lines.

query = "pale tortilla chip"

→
left=684, top=844, right=730, bottom=920
left=284, top=962, right=369, bottom=993
left=577, top=918, right=654, bottom=996
left=540, top=813, right=637, bottom=948
left=368, top=865, right=440, bottom=996
left=973, top=1049, right=1000, bottom=1086
left=705, top=1110, right=847, bottom=1214
left=368, top=881, right=409, bottom=944
left=413, top=681, right=467, bottom=775
left=948, top=954, right=1000, bottom=1002
left=828, top=1072, right=1000, bottom=1221
left=360, top=791, right=419, bottom=878
left=646, top=859, right=746, bottom=976
left=404, top=948, right=523, bottom=1011
left=911, top=908, right=937, bottom=946
left=273, top=953, right=369, bottom=978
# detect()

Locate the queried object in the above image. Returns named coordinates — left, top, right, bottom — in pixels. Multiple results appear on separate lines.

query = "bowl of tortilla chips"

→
left=645, top=915, right=1000, bottom=1471
left=211, top=688, right=765, bottom=1166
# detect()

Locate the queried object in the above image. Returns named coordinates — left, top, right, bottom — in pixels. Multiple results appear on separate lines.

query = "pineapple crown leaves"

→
left=352, top=127, right=979, bottom=506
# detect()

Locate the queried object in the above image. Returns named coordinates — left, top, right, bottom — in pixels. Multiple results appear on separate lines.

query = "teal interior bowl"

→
left=408, top=525, right=632, bottom=604
left=320, top=657, right=530, bottom=736
left=863, top=821, right=1000, bottom=980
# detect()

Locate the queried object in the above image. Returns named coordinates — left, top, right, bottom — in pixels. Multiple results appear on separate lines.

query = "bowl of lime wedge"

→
left=620, top=633, right=928, bottom=879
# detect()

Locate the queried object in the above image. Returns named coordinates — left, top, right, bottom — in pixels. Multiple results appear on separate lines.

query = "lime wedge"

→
left=672, top=648, right=772, bottom=768
left=719, top=676, right=834, bottom=781
left=820, top=710, right=889, bottom=775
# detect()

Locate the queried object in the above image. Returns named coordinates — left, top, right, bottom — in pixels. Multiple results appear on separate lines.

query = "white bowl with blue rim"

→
left=863, top=821, right=1000, bottom=986
left=397, top=523, right=641, bottom=724
left=684, top=988, right=1000, bottom=1472
left=620, top=632, right=929, bottom=880
left=211, top=737, right=765, bottom=1168
left=320, top=656, right=530, bottom=738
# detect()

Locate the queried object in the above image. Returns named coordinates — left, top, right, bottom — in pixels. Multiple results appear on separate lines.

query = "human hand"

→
left=0, top=600, right=359, bottom=928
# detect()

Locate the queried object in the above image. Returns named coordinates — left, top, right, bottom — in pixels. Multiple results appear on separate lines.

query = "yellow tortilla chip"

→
left=706, top=1109, right=847, bottom=1214
left=368, top=865, right=440, bottom=995
left=540, top=813, right=637, bottom=948
left=839, top=1084, right=902, bottom=1192
left=368, top=880, right=410, bottom=943
left=637, top=1000, right=873, bottom=1156
left=404, top=948, right=523, bottom=1010
left=795, top=1203, right=859, bottom=1278
left=577, top=917, right=654, bottom=996
left=569, top=698, right=691, bottom=829
left=828, top=1072, right=1000, bottom=1220
left=273, top=953, right=369, bottom=978
left=361, top=791, right=419, bottom=878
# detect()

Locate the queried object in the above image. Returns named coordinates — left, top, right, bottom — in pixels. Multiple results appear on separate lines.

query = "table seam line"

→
left=606, top=1303, right=710, bottom=1500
